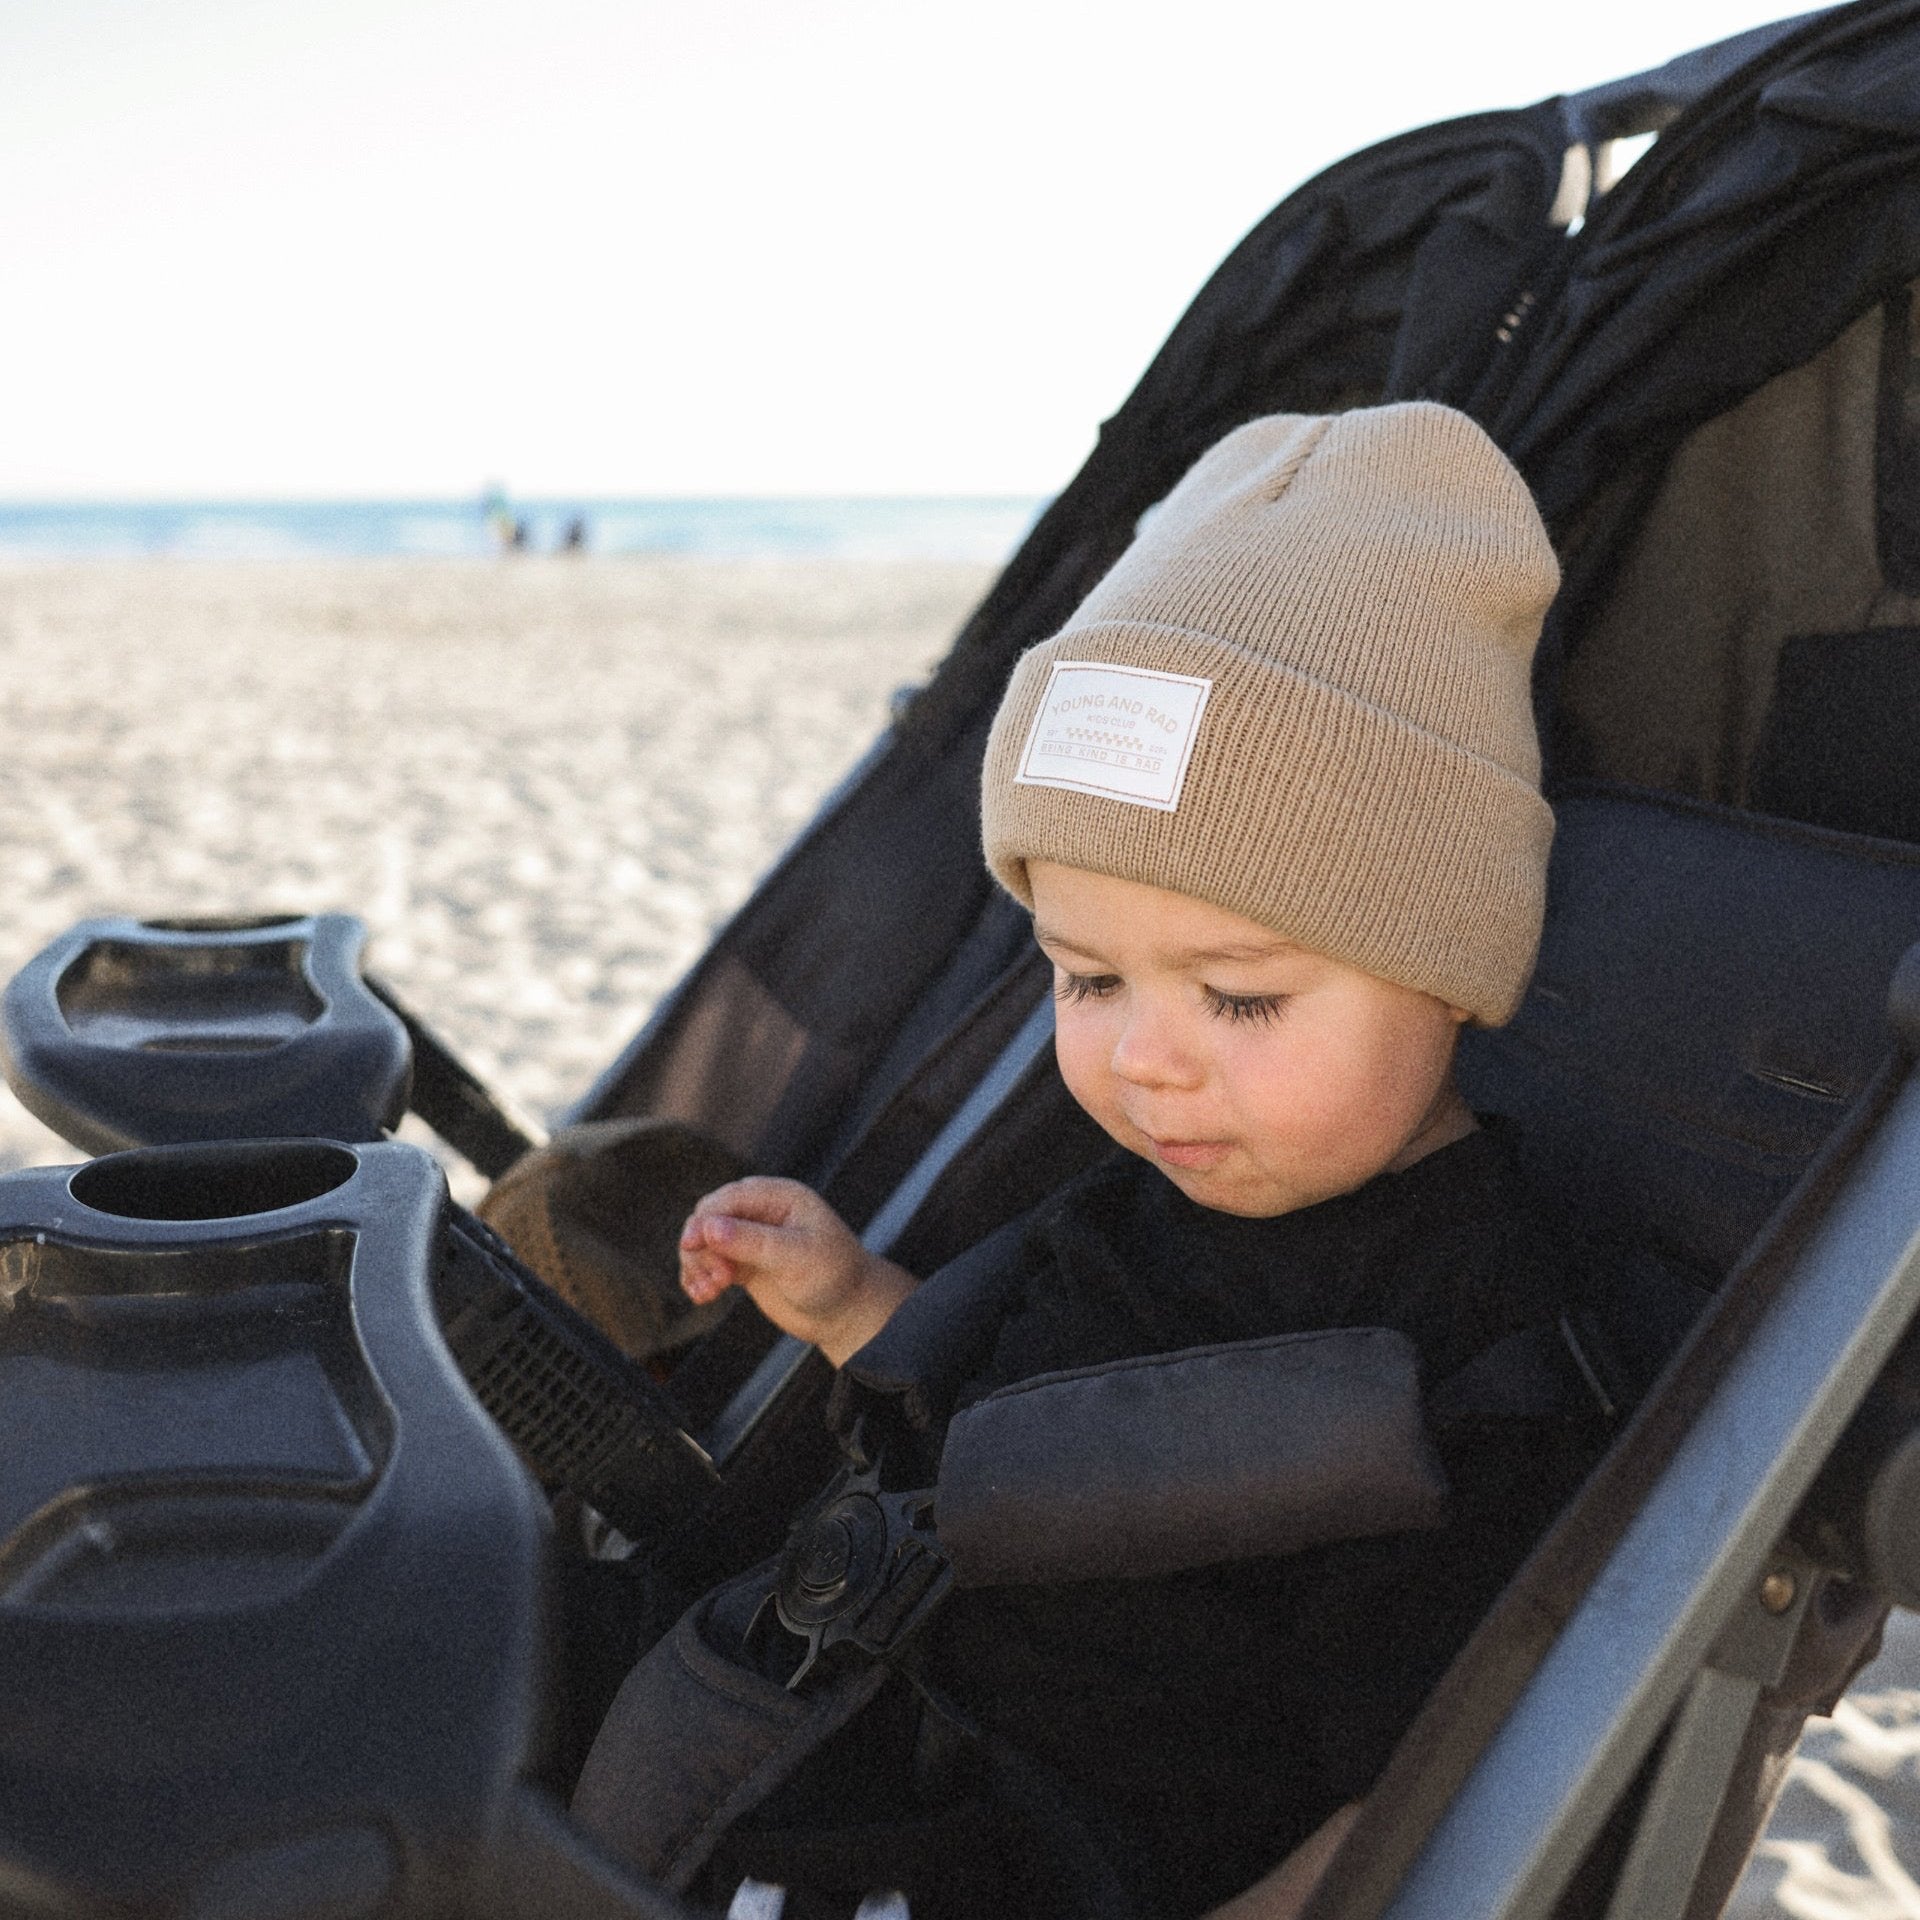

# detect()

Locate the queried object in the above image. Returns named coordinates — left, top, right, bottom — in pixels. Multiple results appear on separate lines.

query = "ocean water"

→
left=0, top=496, right=1045, bottom=565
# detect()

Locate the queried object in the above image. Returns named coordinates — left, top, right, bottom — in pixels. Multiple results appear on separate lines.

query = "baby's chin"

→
left=1121, top=1141, right=1310, bottom=1218
left=1120, top=1131, right=1391, bottom=1217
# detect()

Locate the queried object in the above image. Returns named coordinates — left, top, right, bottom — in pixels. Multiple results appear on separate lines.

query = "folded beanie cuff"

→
left=982, top=625, right=1551, bottom=1025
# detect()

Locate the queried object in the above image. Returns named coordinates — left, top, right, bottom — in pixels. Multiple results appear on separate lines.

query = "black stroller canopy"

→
left=584, top=0, right=1920, bottom=1222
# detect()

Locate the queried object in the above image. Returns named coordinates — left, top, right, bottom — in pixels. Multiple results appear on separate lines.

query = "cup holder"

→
left=56, top=937, right=327, bottom=1053
left=0, top=1140, right=553, bottom=1908
left=2, top=913, right=411, bottom=1153
left=138, top=914, right=307, bottom=934
left=70, top=1142, right=360, bottom=1222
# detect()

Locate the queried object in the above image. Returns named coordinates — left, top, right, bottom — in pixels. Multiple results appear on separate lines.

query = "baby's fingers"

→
left=688, top=1176, right=814, bottom=1229
left=680, top=1191, right=762, bottom=1256
left=692, top=1211, right=790, bottom=1270
left=680, top=1246, right=735, bottom=1305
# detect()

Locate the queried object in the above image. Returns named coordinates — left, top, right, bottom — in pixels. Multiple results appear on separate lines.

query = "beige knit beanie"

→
left=981, top=402, right=1559, bottom=1026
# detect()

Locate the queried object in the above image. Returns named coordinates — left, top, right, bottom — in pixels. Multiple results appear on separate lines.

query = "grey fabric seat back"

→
left=1458, top=781, right=1920, bottom=1281
left=1554, top=285, right=1920, bottom=839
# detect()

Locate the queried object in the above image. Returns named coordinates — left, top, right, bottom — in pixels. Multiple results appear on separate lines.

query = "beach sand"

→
left=2, top=556, right=1916, bottom=1913
left=0, top=556, right=976, bottom=1189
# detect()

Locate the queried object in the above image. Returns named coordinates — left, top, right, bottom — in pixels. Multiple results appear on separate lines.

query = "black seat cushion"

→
left=1459, top=782, right=1920, bottom=1278
left=1750, top=628, right=1920, bottom=844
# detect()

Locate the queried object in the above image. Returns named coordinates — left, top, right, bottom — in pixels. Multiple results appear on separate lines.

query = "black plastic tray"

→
left=0, top=1138, right=552, bottom=1915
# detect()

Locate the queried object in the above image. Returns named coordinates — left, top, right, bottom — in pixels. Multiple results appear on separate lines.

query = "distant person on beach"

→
left=561, top=404, right=1635, bottom=1919
left=559, top=515, right=588, bottom=554
left=480, top=486, right=530, bottom=553
left=482, top=483, right=518, bottom=553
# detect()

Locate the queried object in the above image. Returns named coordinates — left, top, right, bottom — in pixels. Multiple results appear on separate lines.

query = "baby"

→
left=678, top=856, right=1476, bottom=1365
left=680, top=401, right=1551, bottom=1370
left=596, top=404, right=1606, bottom=1919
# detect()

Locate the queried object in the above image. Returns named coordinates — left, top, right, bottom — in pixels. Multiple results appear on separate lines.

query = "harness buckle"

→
left=768, top=1457, right=954, bottom=1690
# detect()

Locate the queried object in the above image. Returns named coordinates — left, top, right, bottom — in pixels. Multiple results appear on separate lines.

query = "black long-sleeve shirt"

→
left=709, top=1126, right=1628, bottom=1919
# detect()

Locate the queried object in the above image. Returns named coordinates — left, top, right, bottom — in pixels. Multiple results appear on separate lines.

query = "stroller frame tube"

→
left=1380, top=1052, right=1920, bottom=1920
left=698, top=991, right=1057, bottom=1468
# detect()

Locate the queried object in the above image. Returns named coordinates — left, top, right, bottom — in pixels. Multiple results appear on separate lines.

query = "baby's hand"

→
left=678, top=1177, right=916, bottom=1365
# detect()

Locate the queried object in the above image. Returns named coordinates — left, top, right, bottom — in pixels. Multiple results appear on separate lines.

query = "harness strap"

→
left=575, top=1316, right=1609, bottom=1893
left=571, top=1564, right=892, bottom=1894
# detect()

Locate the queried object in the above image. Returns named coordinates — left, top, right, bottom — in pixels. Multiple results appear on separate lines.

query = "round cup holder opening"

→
left=140, top=914, right=307, bottom=934
left=70, top=1143, right=359, bottom=1221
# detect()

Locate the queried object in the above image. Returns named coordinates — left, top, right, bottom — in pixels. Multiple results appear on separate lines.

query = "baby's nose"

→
left=1109, top=1008, right=1202, bottom=1089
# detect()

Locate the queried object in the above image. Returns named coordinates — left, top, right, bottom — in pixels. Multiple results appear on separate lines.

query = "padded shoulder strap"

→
left=572, top=1563, right=891, bottom=1893
left=935, top=1327, right=1450, bottom=1587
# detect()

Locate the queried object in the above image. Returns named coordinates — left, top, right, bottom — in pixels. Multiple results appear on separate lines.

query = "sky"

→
left=0, top=0, right=1824, bottom=499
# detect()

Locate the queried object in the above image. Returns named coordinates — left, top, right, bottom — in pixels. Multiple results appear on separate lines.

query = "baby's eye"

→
left=1054, top=970, right=1122, bottom=1006
left=1203, top=986, right=1288, bottom=1026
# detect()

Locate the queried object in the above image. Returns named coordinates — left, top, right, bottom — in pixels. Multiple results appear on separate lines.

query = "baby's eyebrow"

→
left=1034, top=926, right=1298, bottom=968
left=1180, top=939, right=1300, bottom=964
left=1032, top=924, right=1108, bottom=963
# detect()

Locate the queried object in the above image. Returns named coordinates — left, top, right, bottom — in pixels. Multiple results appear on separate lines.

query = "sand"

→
left=0, top=556, right=982, bottom=1189
left=2, top=556, right=1917, bottom=1913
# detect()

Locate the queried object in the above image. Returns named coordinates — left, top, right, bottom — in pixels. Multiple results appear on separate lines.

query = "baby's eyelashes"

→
left=1202, top=986, right=1289, bottom=1026
left=1052, top=969, right=1290, bottom=1026
left=1054, top=970, right=1122, bottom=1005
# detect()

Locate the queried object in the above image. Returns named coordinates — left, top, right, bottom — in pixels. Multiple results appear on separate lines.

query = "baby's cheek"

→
left=1227, top=1037, right=1383, bottom=1172
left=1052, top=1036, right=1136, bottom=1152
left=1053, top=1015, right=1123, bottom=1130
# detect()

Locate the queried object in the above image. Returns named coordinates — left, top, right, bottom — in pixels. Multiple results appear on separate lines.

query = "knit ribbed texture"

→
left=981, top=403, right=1559, bottom=1025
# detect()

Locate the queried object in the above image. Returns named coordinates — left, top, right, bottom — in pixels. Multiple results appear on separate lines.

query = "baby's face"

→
left=1029, top=861, right=1471, bottom=1218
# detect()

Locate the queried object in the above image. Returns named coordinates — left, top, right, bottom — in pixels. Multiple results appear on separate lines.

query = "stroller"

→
left=7, top=1, right=1920, bottom=1913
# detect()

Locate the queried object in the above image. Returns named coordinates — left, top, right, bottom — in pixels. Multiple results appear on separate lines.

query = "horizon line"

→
left=0, top=490, right=1050, bottom=510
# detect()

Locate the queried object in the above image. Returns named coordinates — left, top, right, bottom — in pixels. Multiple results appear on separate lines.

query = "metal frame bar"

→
left=1599, top=1549, right=1814, bottom=1920
left=700, top=994, right=1055, bottom=1468
left=1379, top=1063, right=1920, bottom=1920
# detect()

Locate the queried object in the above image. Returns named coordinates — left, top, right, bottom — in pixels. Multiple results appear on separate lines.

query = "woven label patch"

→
left=1013, top=661, right=1212, bottom=812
